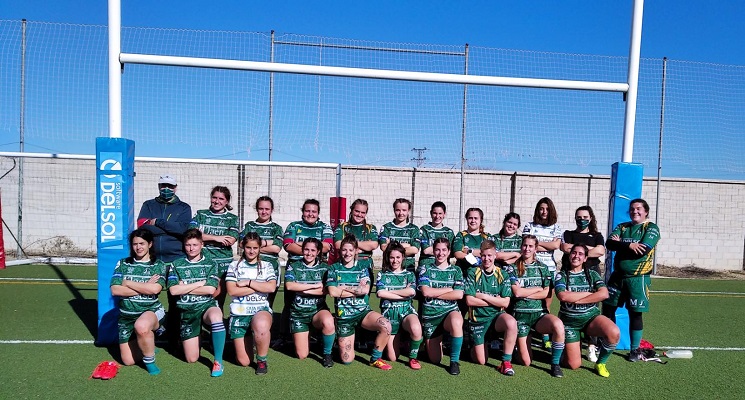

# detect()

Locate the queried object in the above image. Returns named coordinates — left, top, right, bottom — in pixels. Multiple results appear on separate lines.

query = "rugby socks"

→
left=630, top=329, right=643, bottom=350
left=322, top=333, right=336, bottom=356
left=409, top=338, right=423, bottom=359
left=597, top=338, right=617, bottom=364
left=450, top=336, right=464, bottom=363
left=256, top=354, right=268, bottom=362
left=502, top=351, right=513, bottom=362
left=371, top=348, right=383, bottom=363
left=142, top=354, right=160, bottom=375
left=551, top=341, right=565, bottom=365
left=211, top=322, right=226, bottom=363
left=543, top=334, right=550, bottom=343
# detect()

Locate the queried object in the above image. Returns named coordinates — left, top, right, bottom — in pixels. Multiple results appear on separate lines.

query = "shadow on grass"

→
left=47, top=263, right=99, bottom=339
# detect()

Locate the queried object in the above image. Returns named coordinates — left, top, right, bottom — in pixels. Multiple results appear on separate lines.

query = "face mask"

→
left=576, top=219, right=590, bottom=230
left=159, top=187, right=175, bottom=200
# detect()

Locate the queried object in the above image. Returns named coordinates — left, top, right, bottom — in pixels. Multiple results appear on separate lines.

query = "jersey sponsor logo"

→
left=295, top=296, right=321, bottom=307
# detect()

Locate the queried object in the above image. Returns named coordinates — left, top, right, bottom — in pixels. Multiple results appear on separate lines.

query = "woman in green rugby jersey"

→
left=506, top=235, right=566, bottom=378
left=110, top=228, right=167, bottom=375
left=465, top=240, right=518, bottom=376
left=418, top=238, right=465, bottom=375
left=376, top=241, right=424, bottom=370
left=602, top=198, right=661, bottom=362
left=555, top=244, right=619, bottom=378
left=225, top=233, right=277, bottom=375
left=240, top=196, right=283, bottom=308
left=453, top=208, right=490, bottom=313
left=189, top=186, right=240, bottom=306
left=492, top=212, right=522, bottom=267
left=418, top=201, right=455, bottom=272
left=379, top=198, right=420, bottom=273
left=285, top=238, right=336, bottom=368
left=334, top=198, right=379, bottom=284
left=327, top=235, right=393, bottom=370
left=167, top=229, right=226, bottom=377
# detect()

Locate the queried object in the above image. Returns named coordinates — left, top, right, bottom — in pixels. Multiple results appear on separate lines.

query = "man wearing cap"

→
left=137, top=174, right=192, bottom=262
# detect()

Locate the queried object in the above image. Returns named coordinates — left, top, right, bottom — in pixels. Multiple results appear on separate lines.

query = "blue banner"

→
left=606, top=161, right=643, bottom=350
left=96, top=138, right=135, bottom=346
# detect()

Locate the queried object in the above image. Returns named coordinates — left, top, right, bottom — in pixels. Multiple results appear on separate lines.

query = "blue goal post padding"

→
left=605, top=161, right=643, bottom=350
left=95, top=138, right=135, bottom=346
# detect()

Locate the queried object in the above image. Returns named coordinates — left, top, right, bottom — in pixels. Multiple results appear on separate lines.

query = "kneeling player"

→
left=225, top=233, right=277, bottom=375
left=465, top=240, right=518, bottom=376
left=555, top=244, right=619, bottom=377
left=419, top=238, right=465, bottom=375
left=327, top=235, right=393, bottom=370
left=110, top=229, right=167, bottom=375
left=167, top=229, right=226, bottom=377
left=376, top=241, right=423, bottom=369
left=506, top=235, right=566, bottom=378
left=285, top=238, right=336, bottom=367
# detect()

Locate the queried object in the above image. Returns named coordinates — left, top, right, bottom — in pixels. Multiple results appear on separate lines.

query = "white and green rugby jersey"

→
left=522, top=222, right=562, bottom=271
left=376, top=270, right=416, bottom=312
left=505, top=260, right=551, bottom=314
left=418, top=264, right=464, bottom=320
left=554, top=269, right=605, bottom=319
left=167, top=255, right=219, bottom=311
left=240, top=220, right=283, bottom=270
left=285, top=260, right=329, bottom=316
left=189, top=209, right=239, bottom=262
left=110, top=258, right=166, bottom=317
left=418, top=224, right=454, bottom=266
left=326, top=261, right=371, bottom=320
left=225, top=259, right=276, bottom=316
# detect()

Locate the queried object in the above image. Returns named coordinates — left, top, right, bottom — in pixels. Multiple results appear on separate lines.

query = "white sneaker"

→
left=587, top=344, right=599, bottom=362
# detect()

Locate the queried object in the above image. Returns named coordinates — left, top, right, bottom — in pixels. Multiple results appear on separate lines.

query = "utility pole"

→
left=411, top=147, right=428, bottom=168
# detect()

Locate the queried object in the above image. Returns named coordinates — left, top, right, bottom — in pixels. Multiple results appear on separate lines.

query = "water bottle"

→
left=663, top=350, right=693, bottom=359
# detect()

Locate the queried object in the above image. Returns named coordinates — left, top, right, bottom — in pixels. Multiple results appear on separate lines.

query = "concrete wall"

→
left=1, top=157, right=743, bottom=270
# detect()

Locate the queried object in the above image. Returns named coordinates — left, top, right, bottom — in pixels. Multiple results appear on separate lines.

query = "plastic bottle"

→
left=663, top=350, right=693, bottom=359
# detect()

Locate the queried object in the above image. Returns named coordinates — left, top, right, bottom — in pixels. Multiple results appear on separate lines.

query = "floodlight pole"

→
left=621, top=0, right=644, bottom=162
left=109, top=0, right=122, bottom=139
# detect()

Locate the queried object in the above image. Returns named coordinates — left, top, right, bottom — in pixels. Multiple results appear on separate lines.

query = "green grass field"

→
left=1, top=264, right=744, bottom=399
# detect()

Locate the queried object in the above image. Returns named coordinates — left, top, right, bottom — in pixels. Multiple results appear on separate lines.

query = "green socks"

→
left=211, top=322, right=226, bottom=363
left=630, top=329, right=643, bottom=350
left=409, top=338, right=423, bottom=359
left=551, top=341, right=565, bottom=365
left=598, top=338, right=617, bottom=364
left=450, top=336, right=464, bottom=363
left=371, top=348, right=383, bottom=363
left=142, top=354, right=160, bottom=375
left=323, top=333, right=336, bottom=355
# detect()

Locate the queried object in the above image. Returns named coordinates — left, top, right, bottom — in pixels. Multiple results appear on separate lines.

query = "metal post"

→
left=17, top=19, right=27, bottom=258
left=458, top=44, right=469, bottom=232
left=621, top=0, right=644, bottom=162
left=108, top=0, right=122, bottom=138
left=653, top=57, right=667, bottom=275
left=268, top=30, right=275, bottom=197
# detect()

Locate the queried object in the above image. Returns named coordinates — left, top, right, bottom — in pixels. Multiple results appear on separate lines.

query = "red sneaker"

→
left=91, top=361, right=119, bottom=380
left=409, top=359, right=422, bottom=370
left=370, top=359, right=392, bottom=370
left=497, top=361, right=515, bottom=376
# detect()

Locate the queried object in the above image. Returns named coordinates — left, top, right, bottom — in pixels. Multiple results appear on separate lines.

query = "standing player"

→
left=418, top=238, right=465, bottom=375
left=555, top=244, right=619, bottom=378
left=334, top=198, right=379, bottom=285
left=492, top=212, right=523, bottom=268
left=190, top=186, right=239, bottom=306
left=560, top=205, right=605, bottom=361
left=110, top=229, right=167, bottom=375
left=285, top=238, right=336, bottom=368
left=453, top=208, right=490, bottom=313
left=240, top=196, right=283, bottom=308
left=326, top=236, right=393, bottom=370
left=376, top=241, right=424, bottom=370
left=225, top=232, right=277, bottom=375
left=522, top=197, right=562, bottom=348
left=167, top=229, right=226, bottom=377
left=379, top=198, right=420, bottom=273
left=418, top=201, right=455, bottom=273
left=505, top=235, right=565, bottom=377
left=602, top=199, right=661, bottom=362
left=465, top=240, right=518, bottom=376
left=277, top=199, right=334, bottom=348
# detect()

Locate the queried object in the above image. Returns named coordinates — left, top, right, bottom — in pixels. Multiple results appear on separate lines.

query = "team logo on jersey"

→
left=127, top=267, right=134, bottom=274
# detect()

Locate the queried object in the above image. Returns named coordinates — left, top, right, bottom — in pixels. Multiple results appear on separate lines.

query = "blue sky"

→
left=3, top=1, right=745, bottom=179
left=7, top=1, right=745, bottom=64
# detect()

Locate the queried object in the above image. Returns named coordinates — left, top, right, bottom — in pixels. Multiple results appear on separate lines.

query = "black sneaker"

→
left=255, top=360, right=267, bottom=375
left=449, top=362, right=460, bottom=375
left=628, top=348, right=643, bottom=362
left=322, top=354, right=334, bottom=368
left=550, top=364, right=564, bottom=378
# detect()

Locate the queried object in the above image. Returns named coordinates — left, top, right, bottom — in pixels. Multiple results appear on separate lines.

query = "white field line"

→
left=0, top=277, right=97, bottom=282
left=650, top=290, right=745, bottom=295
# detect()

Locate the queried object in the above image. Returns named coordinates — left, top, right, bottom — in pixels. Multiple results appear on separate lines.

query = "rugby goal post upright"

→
left=102, top=0, right=645, bottom=346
